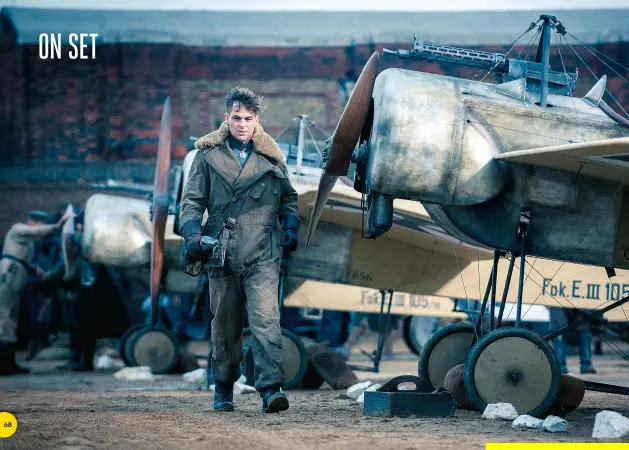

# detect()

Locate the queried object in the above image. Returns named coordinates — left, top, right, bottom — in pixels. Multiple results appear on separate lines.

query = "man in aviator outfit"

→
left=179, top=88, right=299, bottom=413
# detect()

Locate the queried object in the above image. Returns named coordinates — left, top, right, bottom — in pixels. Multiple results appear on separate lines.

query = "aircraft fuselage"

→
left=364, top=68, right=629, bottom=269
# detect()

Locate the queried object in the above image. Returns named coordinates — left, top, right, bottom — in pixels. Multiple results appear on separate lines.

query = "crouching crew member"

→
left=178, top=87, right=299, bottom=413
left=0, top=210, right=69, bottom=375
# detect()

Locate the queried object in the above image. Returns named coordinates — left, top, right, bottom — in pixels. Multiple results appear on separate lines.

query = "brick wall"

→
left=1, top=40, right=627, bottom=166
left=0, top=184, right=145, bottom=237
left=0, top=39, right=627, bottom=238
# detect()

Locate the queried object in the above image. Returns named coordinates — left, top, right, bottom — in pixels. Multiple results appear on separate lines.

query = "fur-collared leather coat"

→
left=178, top=122, right=298, bottom=273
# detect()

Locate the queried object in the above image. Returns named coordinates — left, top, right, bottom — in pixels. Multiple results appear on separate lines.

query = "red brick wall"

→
left=0, top=39, right=627, bottom=239
left=1, top=40, right=627, bottom=166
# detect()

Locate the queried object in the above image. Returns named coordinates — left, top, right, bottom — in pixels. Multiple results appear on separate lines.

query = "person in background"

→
left=54, top=212, right=97, bottom=372
left=0, top=210, right=69, bottom=375
left=550, top=307, right=597, bottom=375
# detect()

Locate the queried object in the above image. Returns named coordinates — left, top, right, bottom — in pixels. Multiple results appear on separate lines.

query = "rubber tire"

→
left=403, top=316, right=420, bottom=355
left=119, top=324, right=146, bottom=367
left=464, top=327, right=561, bottom=418
left=403, top=316, right=440, bottom=356
left=418, top=322, right=475, bottom=389
left=125, top=326, right=181, bottom=374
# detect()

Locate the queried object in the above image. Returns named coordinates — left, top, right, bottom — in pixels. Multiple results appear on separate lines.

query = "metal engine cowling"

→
left=81, top=193, right=151, bottom=268
left=366, top=68, right=506, bottom=206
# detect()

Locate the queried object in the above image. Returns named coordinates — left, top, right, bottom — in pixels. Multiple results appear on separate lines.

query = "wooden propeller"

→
left=305, top=51, right=380, bottom=247
left=150, top=97, right=172, bottom=328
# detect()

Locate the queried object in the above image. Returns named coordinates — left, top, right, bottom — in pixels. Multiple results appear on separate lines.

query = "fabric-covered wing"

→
left=495, top=136, right=629, bottom=185
left=295, top=181, right=494, bottom=261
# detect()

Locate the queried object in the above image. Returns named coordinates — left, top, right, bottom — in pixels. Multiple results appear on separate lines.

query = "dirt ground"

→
left=1, top=339, right=629, bottom=450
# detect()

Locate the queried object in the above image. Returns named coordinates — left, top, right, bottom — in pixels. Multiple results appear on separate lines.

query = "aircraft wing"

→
left=495, top=136, right=629, bottom=185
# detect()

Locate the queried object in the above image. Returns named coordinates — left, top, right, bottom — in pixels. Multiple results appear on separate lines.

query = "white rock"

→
left=543, top=415, right=568, bottom=433
left=234, top=382, right=257, bottom=395
left=592, top=410, right=629, bottom=439
left=208, top=382, right=257, bottom=395
left=356, top=384, right=381, bottom=404
left=96, top=345, right=120, bottom=358
left=113, top=366, right=157, bottom=381
left=94, top=355, right=123, bottom=370
left=183, top=368, right=207, bottom=384
left=347, top=381, right=373, bottom=400
left=512, top=415, right=544, bottom=429
left=34, top=346, right=70, bottom=361
left=237, top=375, right=247, bottom=384
left=482, top=403, right=519, bottom=420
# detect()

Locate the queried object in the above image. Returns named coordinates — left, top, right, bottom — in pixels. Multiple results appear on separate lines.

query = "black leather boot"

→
left=0, top=342, right=30, bottom=376
left=261, top=387, right=289, bottom=413
left=214, top=383, right=234, bottom=411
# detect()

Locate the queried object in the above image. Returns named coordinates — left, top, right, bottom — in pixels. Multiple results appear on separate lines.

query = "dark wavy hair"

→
left=225, top=87, right=264, bottom=116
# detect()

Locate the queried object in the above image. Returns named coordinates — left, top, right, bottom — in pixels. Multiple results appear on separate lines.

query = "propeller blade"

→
left=150, top=97, right=172, bottom=328
left=306, top=51, right=380, bottom=246
left=305, top=174, right=338, bottom=247
left=325, top=51, right=379, bottom=175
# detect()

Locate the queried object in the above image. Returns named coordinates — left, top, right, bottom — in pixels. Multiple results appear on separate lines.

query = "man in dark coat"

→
left=179, top=87, right=299, bottom=413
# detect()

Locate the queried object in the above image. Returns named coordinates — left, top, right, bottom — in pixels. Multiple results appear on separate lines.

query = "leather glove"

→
left=280, top=214, right=300, bottom=252
left=181, top=220, right=204, bottom=263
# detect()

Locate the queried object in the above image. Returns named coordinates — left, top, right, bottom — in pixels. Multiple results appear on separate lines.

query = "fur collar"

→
left=194, top=122, right=284, bottom=164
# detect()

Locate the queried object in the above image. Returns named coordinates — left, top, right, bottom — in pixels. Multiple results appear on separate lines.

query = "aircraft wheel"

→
left=241, top=328, right=309, bottom=390
left=417, top=322, right=475, bottom=389
left=403, top=316, right=439, bottom=356
left=124, top=326, right=180, bottom=375
left=464, top=327, right=561, bottom=418
left=119, top=324, right=146, bottom=367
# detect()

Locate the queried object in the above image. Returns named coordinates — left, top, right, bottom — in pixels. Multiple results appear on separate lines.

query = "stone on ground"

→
left=183, top=368, right=206, bottom=384
left=347, top=381, right=373, bottom=400
left=512, top=414, right=544, bottom=429
left=543, top=415, right=568, bottom=432
left=34, top=346, right=70, bottom=361
left=592, top=410, right=629, bottom=439
left=482, top=403, right=518, bottom=420
left=113, top=366, right=159, bottom=381
left=94, top=355, right=123, bottom=370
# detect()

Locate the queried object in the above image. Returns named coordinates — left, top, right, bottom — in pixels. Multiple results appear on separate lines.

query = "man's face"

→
left=27, top=219, right=42, bottom=226
left=224, top=106, right=259, bottom=143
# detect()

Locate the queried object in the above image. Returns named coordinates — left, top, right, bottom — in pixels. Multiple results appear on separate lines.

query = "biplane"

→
left=307, top=13, right=629, bottom=417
